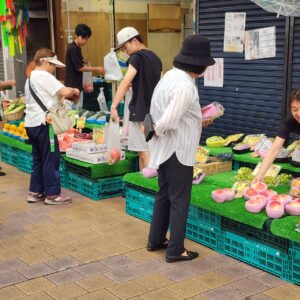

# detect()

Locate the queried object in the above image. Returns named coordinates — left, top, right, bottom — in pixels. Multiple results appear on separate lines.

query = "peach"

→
left=266, top=200, right=285, bottom=219
left=243, top=188, right=258, bottom=201
left=285, top=199, right=300, bottom=216
left=270, top=194, right=292, bottom=205
left=245, top=195, right=267, bottom=213
left=261, top=190, right=278, bottom=202
left=223, top=188, right=235, bottom=201
left=292, top=178, right=300, bottom=188
left=212, top=189, right=227, bottom=203
left=251, top=182, right=268, bottom=194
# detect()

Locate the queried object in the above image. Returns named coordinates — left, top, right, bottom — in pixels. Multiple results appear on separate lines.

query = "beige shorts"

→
left=128, top=121, right=149, bottom=152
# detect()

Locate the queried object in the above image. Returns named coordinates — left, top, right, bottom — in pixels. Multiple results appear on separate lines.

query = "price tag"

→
left=195, top=146, right=209, bottom=164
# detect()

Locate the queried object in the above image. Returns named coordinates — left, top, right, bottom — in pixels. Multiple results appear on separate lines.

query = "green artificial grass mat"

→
left=123, top=171, right=268, bottom=229
left=0, top=134, right=32, bottom=152
left=271, top=216, right=300, bottom=243
left=125, top=151, right=138, bottom=162
left=61, top=154, right=130, bottom=178
left=203, top=146, right=232, bottom=156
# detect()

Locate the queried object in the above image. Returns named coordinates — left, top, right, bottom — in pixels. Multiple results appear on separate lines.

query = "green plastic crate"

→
left=67, top=172, right=123, bottom=200
left=125, top=186, right=155, bottom=208
left=186, top=216, right=224, bottom=251
left=223, top=231, right=290, bottom=279
left=17, top=149, right=32, bottom=173
left=221, top=218, right=290, bottom=253
left=126, top=199, right=153, bottom=223
left=1, top=144, right=18, bottom=167
left=188, top=204, right=222, bottom=227
left=289, top=241, right=300, bottom=285
left=59, top=159, right=68, bottom=187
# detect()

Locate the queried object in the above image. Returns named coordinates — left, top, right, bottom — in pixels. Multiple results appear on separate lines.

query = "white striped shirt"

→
left=148, top=68, right=202, bottom=169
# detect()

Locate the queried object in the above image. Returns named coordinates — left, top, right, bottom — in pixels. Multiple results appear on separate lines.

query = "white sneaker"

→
left=27, top=192, right=44, bottom=203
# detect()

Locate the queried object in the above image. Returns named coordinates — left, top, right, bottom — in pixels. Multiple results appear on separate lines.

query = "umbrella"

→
left=251, top=0, right=300, bottom=17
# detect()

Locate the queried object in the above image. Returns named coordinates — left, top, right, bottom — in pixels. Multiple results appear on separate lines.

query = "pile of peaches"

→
left=212, top=181, right=300, bottom=219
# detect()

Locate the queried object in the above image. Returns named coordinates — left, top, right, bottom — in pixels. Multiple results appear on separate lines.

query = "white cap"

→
left=40, top=55, right=66, bottom=67
left=115, top=27, right=139, bottom=51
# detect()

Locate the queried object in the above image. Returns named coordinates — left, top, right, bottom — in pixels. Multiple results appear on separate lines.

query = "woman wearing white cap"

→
left=110, top=27, right=162, bottom=171
left=24, top=48, right=80, bottom=205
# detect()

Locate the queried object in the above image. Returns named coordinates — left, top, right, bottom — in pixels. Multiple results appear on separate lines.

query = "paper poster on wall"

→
left=204, top=58, right=224, bottom=87
left=245, top=26, right=276, bottom=60
left=223, top=12, right=246, bottom=53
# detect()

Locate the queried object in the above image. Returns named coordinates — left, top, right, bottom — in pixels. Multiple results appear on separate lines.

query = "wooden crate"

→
left=198, top=156, right=232, bottom=175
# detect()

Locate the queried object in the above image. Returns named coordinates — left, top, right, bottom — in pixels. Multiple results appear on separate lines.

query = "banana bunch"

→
left=4, top=98, right=26, bottom=115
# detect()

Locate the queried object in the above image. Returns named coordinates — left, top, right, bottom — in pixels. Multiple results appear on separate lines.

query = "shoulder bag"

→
left=28, top=79, right=72, bottom=135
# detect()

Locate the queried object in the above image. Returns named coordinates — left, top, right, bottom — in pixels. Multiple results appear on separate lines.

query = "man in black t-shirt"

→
left=65, top=24, right=104, bottom=92
left=110, top=27, right=162, bottom=171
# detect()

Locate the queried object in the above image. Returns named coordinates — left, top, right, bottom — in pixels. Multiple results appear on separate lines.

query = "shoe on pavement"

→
left=166, top=249, right=199, bottom=263
left=27, top=192, right=44, bottom=203
left=147, top=239, right=168, bottom=251
left=44, top=194, right=72, bottom=205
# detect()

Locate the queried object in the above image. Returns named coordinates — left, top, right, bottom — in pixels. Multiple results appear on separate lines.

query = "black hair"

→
left=173, top=60, right=207, bottom=75
left=128, top=35, right=143, bottom=44
left=75, top=24, right=92, bottom=38
left=289, top=89, right=300, bottom=107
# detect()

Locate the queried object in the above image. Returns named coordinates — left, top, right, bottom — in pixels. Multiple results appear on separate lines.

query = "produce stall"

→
left=123, top=171, right=300, bottom=285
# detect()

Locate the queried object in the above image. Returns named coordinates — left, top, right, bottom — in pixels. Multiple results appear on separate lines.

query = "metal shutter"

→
left=291, top=17, right=300, bottom=94
left=196, top=0, right=287, bottom=141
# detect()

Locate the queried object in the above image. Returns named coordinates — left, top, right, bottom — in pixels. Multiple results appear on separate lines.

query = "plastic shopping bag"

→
left=104, top=48, right=123, bottom=81
left=97, top=87, right=108, bottom=112
left=83, top=71, right=94, bottom=93
left=106, top=119, right=121, bottom=165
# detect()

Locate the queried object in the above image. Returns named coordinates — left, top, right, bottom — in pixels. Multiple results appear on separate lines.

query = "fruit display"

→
left=232, top=143, right=251, bottom=154
left=266, top=200, right=285, bottom=218
left=263, top=176, right=277, bottom=187
left=206, top=136, right=225, bottom=148
left=234, top=167, right=254, bottom=181
left=245, top=195, right=267, bottom=213
left=2, top=122, right=28, bottom=140
left=285, top=199, right=300, bottom=216
left=211, top=188, right=235, bottom=203
left=243, top=188, right=258, bottom=200
left=277, top=173, right=292, bottom=185
left=289, top=177, right=300, bottom=198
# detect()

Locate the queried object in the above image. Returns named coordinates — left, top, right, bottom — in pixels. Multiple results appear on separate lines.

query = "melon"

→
left=266, top=200, right=285, bottom=219
left=285, top=198, right=300, bottom=216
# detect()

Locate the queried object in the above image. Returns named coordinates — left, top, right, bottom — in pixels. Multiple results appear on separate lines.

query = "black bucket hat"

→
left=174, top=34, right=215, bottom=67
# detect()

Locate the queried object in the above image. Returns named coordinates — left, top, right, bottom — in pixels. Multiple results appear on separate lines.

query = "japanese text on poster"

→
left=204, top=58, right=224, bottom=87
left=224, top=12, right=246, bottom=53
left=245, top=26, right=276, bottom=60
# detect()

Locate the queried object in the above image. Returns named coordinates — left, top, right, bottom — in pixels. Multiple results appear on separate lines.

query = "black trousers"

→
left=148, top=153, right=193, bottom=256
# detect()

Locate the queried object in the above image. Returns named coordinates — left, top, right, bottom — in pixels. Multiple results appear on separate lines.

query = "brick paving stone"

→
left=226, top=278, right=268, bottom=296
left=140, top=287, right=184, bottom=300
left=248, top=272, right=285, bottom=288
left=77, top=288, right=121, bottom=300
left=70, top=249, right=106, bottom=263
left=0, top=285, right=25, bottom=299
left=17, top=291, right=54, bottom=300
left=47, top=268, right=85, bottom=286
left=192, top=272, right=232, bottom=289
left=0, top=226, right=29, bottom=237
left=160, top=265, right=197, bottom=282
left=46, top=282, right=88, bottom=300
left=263, top=283, right=300, bottom=300
left=129, top=259, right=167, bottom=276
left=16, top=277, right=56, bottom=295
left=46, top=256, right=81, bottom=271
left=247, top=294, right=274, bottom=300
left=0, top=258, right=28, bottom=273
left=101, top=254, right=136, bottom=268
left=203, top=253, right=237, bottom=268
left=107, top=281, right=150, bottom=299
left=215, top=263, right=259, bottom=280
left=136, top=273, right=175, bottom=291
left=75, top=261, right=112, bottom=276
left=18, top=263, right=55, bottom=279
left=0, top=270, right=26, bottom=288
left=104, top=266, right=142, bottom=283
left=202, top=285, right=245, bottom=300
left=167, top=278, right=209, bottom=298
left=124, top=249, right=160, bottom=262
left=76, top=274, right=116, bottom=292
left=185, top=258, right=219, bottom=274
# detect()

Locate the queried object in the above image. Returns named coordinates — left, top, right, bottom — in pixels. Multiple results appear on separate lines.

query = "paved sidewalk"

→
left=0, top=162, right=299, bottom=300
